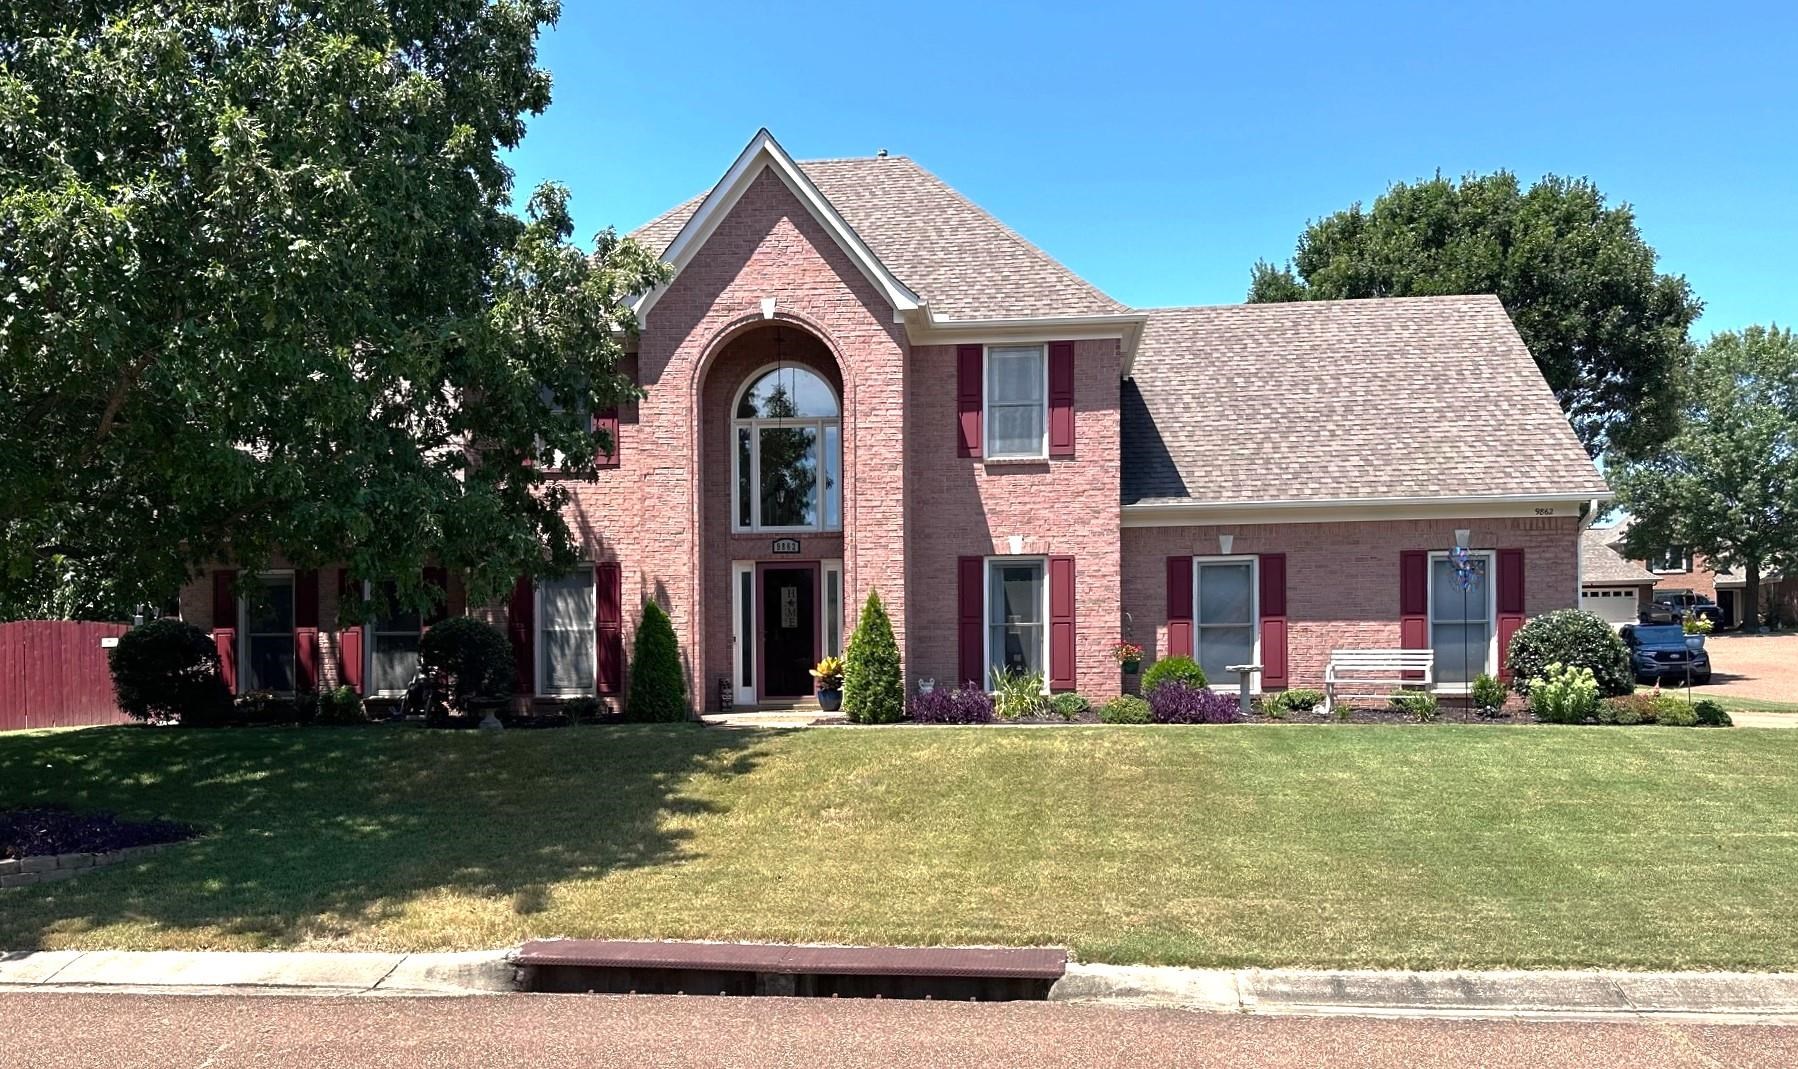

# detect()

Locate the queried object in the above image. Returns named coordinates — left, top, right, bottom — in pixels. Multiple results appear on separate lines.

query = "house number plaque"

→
left=771, top=537, right=800, bottom=555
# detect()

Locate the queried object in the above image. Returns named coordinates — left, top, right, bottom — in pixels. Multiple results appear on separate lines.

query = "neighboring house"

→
left=1607, top=527, right=1798, bottom=629
left=177, top=130, right=1610, bottom=709
left=1579, top=527, right=1660, bottom=626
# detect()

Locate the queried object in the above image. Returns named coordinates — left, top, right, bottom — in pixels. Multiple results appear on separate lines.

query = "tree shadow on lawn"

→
left=0, top=723, right=778, bottom=949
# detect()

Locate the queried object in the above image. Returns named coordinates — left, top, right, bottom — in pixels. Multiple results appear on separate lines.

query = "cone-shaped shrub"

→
left=626, top=599, right=688, bottom=722
left=842, top=589, right=903, bottom=723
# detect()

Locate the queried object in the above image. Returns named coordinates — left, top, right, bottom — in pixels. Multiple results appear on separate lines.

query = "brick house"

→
left=180, top=130, right=1610, bottom=710
left=1609, top=531, right=1798, bottom=630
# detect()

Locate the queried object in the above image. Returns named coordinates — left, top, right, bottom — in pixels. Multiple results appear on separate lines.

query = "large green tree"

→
left=0, top=1, right=666, bottom=620
left=1249, top=172, right=1702, bottom=459
left=1613, top=326, right=1798, bottom=629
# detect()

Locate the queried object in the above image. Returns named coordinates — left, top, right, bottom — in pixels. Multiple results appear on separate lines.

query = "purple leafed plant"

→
left=1148, top=681, right=1244, bottom=724
left=908, top=683, right=995, bottom=724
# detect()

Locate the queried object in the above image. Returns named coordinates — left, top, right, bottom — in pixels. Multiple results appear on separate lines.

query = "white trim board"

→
left=1122, top=495, right=1607, bottom=528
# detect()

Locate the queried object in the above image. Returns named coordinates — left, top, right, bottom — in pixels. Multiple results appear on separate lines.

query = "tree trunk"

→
left=1745, top=558, right=1763, bottom=632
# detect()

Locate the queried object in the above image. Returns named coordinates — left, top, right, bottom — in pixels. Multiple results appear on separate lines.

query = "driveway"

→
left=1691, top=633, right=1798, bottom=703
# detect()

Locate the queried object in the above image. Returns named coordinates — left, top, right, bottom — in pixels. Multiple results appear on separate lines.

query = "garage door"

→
left=1581, top=587, right=1640, bottom=626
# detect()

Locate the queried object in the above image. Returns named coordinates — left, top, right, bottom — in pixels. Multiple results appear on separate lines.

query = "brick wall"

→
left=1122, top=515, right=1582, bottom=688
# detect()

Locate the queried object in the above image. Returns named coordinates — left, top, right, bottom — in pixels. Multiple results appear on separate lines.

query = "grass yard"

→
left=5, top=722, right=1798, bottom=970
left=1711, top=695, right=1798, bottom=714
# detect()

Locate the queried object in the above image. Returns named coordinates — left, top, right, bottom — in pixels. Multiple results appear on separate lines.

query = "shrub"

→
left=1049, top=693, right=1092, bottom=721
left=990, top=668, right=1048, bottom=721
left=1506, top=610, right=1632, bottom=697
left=1469, top=673, right=1507, bottom=717
left=1528, top=662, right=1600, bottom=724
left=1149, top=681, right=1244, bottom=724
left=1599, top=693, right=1664, bottom=725
left=909, top=684, right=994, bottom=724
left=625, top=600, right=687, bottom=722
left=234, top=690, right=306, bottom=725
left=842, top=589, right=904, bottom=724
left=1656, top=701, right=1698, bottom=727
left=1265, top=688, right=1324, bottom=714
left=1141, top=655, right=1207, bottom=696
left=108, top=618, right=232, bottom=726
left=315, top=685, right=366, bottom=725
left=1694, top=699, right=1732, bottom=727
left=419, top=616, right=515, bottom=712
left=1390, top=688, right=1439, bottom=722
left=1099, top=694, right=1152, bottom=724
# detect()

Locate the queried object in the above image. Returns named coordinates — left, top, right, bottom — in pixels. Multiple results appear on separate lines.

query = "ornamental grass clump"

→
left=908, top=684, right=994, bottom=724
left=1148, top=680, right=1243, bottom=724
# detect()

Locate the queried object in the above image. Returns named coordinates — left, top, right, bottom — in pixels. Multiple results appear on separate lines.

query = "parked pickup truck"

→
left=1648, top=591, right=1723, bottom=625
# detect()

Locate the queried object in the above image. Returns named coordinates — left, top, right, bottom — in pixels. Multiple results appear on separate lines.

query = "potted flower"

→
left=1112, top=640, right=1144, bottom=675
left=810, top=656, right=846, bottom=712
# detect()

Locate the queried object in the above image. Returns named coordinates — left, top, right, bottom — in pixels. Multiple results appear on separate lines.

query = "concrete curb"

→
left=0, top=950, right=516, bottom=997
left=1050, top=964, right=1798, bottom=1023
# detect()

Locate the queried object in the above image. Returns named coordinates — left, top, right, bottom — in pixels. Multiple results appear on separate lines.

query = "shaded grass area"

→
left=4, top=723, right=1798, bottom=970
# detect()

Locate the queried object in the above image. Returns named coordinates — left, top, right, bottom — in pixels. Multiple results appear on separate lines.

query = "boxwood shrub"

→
left=1694, top=699, right=1732, bottom=727
left=1141, top=655, right=1207, bottom=696
left=419, top=616, right=515, bottom=712
left=1506, top=610, right=1632, bottom=697
left=1099, top=694, right=1151, bottom=724
left=108, top=618, right=232, bottom=726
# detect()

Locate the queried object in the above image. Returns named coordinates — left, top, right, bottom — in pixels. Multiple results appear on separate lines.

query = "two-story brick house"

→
left=181, top=130, right=1611, bottom=710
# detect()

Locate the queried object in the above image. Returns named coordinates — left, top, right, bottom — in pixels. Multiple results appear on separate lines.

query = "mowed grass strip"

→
left=3, top=723, right=1798, bottom=970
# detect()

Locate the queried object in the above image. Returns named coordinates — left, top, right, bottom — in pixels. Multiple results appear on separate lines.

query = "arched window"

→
left=733, top=365, right=841, bottom=531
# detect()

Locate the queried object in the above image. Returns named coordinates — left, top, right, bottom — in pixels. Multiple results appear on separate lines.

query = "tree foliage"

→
left=1613, top=326, right=1798, bottom=628
left=0, top=1, right=668, bottom=619
left=1249, top=171, right=1701, bottom=459
left=842, top=588, right=903, bottom=724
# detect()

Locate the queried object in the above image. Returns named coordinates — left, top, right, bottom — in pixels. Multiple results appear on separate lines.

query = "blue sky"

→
left=505, top=1, right=1796, bottom=336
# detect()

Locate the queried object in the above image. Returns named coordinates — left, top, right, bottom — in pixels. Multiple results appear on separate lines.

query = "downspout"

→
left=1576, top=498, right=1602, bottom=606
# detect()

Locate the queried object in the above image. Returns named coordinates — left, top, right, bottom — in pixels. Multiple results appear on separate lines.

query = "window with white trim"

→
left=732, top=366, right=841, bottom=531
left=1429, top=551, right=1495, bottom=688
left=1192, top=557, right=1258, bottom=689
left=537, top=569, right=596, bottom=696
left=985, top=345, right=1047, bottom=459
left=367, top=581, right=422, bottom=697
left=986, top=557, right=1046, bottom=682
left=1649, top=544, right=1692, bottom=574
left=240, top=573, right=295, bottom=693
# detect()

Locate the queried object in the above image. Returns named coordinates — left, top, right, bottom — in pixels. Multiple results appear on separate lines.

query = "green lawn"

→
left=5, top=722, right=1798, bottom=970
left=1710, top=695, right=1798, bottom=713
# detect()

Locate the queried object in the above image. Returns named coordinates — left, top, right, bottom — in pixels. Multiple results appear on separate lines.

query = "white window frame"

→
left=535, top=567, right=597, bottom=698
left=731, top=561, right=756, bottom=707
left=1426, top=549, right=1497, bottom=693
left=1648, top=544, right=1692, bottom=574
left=362, top=580, right=423, bottom=699
left=822, top=559, right=844, bottom=660
left=982, top=343, right=1049, bottom=460
left=983, top=555, right=1049, bottom=689
left=730, top=363, right=842, bottom=534
left=1190, top=555, right=1262, bottom=694
left=238, top=569, right=296, bottom=695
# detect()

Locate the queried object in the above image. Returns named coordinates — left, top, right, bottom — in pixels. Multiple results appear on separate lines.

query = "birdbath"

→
left=1225, top=664, right=1263, bottom=715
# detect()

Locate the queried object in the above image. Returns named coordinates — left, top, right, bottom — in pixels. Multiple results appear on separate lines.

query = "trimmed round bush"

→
left=1506, top=610, right=1632, bottom=697
left=418, top=616, right=515, bottom=711
left=1099, top=694, right=1151, bottom=724
left=1141, top=655, right=1207, bottom=695
left=625, top=600, right=688, bottom=722
left=842, top=589, right=903, bottom=724
left=1149, top=681, right=1244, bottom=724
left=108, top=618, right=231, bottom=726
left=1694, top=699, right=1732, bottom=727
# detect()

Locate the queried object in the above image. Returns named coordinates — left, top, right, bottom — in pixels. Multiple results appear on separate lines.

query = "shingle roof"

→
left=630, top=156, right=1126, bottom=322
left=1122, top=295, right=1611, bottom=506
left=1581, top=527, right=1660, bottom=585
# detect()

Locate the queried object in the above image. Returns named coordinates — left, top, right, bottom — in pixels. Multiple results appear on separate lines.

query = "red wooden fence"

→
left=0, top=620, right=132, bottom=731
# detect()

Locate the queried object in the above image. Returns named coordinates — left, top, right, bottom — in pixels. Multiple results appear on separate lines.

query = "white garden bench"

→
left=1324, top=649, right=1435, bottom=715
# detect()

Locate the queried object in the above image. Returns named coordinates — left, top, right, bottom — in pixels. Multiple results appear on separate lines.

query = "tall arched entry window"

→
left=732, top=364, right=842, bottom=532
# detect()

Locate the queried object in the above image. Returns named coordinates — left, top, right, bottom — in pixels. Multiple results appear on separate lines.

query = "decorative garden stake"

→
left=1447, top=545, right=1485, bottom=703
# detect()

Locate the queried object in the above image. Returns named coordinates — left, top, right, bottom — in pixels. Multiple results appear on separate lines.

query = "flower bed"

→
left=2, top=805, right=197, bottom=861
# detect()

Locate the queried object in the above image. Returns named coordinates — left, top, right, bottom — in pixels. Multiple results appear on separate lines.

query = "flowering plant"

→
left=1148, top=681, right=1243, bottom=724
left=1111, top=641, right=1144, bottom=665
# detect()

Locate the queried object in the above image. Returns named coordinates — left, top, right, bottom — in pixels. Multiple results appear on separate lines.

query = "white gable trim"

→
left=633, top=129, right=921, bottom=324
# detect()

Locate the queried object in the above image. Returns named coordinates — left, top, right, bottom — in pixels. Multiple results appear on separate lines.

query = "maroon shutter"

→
left=211, top=569, right=238, bottom=693
left=594, top=407, right=620, bottom=469
left=508, top=576, right=535, bottom=696
left=337, top=569, right=363, bottom=694
left=295, top=569, right=320, bottom=691
left=1048, top=556, right=1076, bottom=691
left=957, top=556, right=984, bottom=687
left=1496, top=548, right=1525, bottom=681
left=1165, top=556, right=1193, bottom=659
left=1399, top=550, right=1429, bottom=679
left=1258, top=553, right=1288, bottom=688
left=1047, top=341, right=1075, bottom=457
left=596, top=562, right=623, bottom=695
left=956, top=344, right=983, bottom=458
left=423, top=567, right=449, bottom=628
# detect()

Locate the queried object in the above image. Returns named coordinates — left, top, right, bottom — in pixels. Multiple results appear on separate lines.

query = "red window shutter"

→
left=956, top=344, right=983, bottom=458
left=336, top=568, right=363, bottom=694
left=1399, top=551, right=1429, bottom=678
left=957, top=556, right=984, bottom=687
left=211, top=570, right=238, bottom=693
left=1497, top=548, right=1526, bottom=681
left=423, top=566, right=449, bottom=627
left=295, top=569, right=320, bottom=691
left=1166, top=556, right=1193, bottom=658
left=596, top=562, right=623, bottom=695
left=1258, top=553, right=1288, bottom=688
left=1048, top=556, right=1076, bottom=691
left=594, top=407, right=620, bottom=469
left=1047, top=341, right=1075, bottom=457
left=509, top=575, right=535, bottom=696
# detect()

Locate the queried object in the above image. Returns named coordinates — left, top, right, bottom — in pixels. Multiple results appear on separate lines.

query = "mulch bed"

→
left=1, top=805, right=199, bottom=861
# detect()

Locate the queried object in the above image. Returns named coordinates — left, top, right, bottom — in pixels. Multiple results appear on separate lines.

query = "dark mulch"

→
left=0, top=805, right=199, bottom=861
